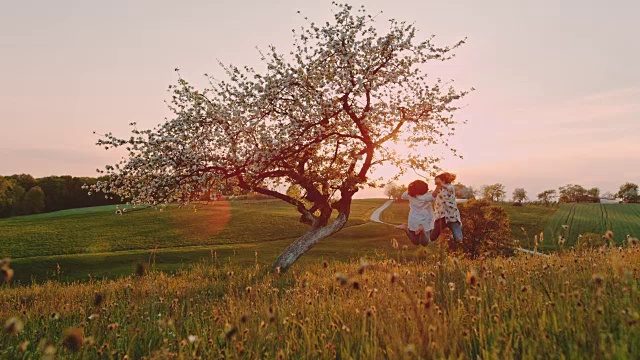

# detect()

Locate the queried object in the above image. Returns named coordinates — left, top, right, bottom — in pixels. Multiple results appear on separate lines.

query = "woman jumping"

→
left=431, top=172, right=463, bottom=242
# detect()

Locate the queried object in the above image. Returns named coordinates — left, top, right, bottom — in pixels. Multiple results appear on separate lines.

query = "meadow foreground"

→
left=1, top=245, right=638, bottom=359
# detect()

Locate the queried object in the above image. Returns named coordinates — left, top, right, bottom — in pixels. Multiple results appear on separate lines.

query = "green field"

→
left=3, top=199, right=639, bottom=283
left=542, top=203, right=640, bottom=248
left=0, top=199, right=395, bottom=283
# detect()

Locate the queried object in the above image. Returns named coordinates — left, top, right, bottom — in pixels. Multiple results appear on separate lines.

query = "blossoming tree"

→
left=93, top=3, right=469, bottom=271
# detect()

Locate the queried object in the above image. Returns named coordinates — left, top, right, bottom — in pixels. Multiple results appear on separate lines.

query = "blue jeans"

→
left=431, top=218, right=463, bottom=241
left=404, top=229, right=431, bottom=247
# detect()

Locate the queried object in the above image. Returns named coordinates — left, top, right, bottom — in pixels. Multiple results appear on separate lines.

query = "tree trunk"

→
left=272, top=213, right=348, bottom=272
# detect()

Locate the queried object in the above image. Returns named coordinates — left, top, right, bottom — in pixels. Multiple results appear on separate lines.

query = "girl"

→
left=431, top=172, right=463, bottom=242
left=395, top=180, right=439, bottom=246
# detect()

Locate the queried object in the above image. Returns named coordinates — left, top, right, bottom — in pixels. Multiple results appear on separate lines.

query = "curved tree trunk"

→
left=272, top=213, right=348, bottom=272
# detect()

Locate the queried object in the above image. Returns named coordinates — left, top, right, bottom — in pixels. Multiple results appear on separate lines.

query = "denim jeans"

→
left=404, top=229, right=431, bottom=246
left=431, top=218, right=463, bottom=241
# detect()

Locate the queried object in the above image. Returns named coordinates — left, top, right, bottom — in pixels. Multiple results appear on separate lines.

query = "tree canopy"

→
left=482, top=184, right=506, bottom=202
left=617, top=182, right=638, bottom=203
left=92, top=3, right=468, bottom=270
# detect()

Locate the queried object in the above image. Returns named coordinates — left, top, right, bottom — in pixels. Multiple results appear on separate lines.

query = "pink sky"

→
left=1, top=0, right=639, bottom=199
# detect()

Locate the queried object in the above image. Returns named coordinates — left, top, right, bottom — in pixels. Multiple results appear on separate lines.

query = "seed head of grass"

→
left=93, top=293, right=104, bottom=307
left=466, top=268, right=478, bottom=288
left=135, top=262, right=147, bottom=277
left=62, top=328, right=84, bottom=352
left=592, top=274, right=604, bottom=287
left=4, top=317, right=23, bottom=336
left=38, top=339, right=56, bottom=358
left=389, top=273, right=399, bottom=284
left=1, top=267, right=14, bottom=282
left=224, top=323, right=238, bottom=339
left=335, top=273, right=348, bottom=285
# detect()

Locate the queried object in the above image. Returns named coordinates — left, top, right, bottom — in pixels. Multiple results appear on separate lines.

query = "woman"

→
left=431, top=172, right=463, bottom=242
left=394, top=180, right=440, bottom=246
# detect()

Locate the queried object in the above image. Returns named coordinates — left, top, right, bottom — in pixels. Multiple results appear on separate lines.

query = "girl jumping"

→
left=395, top=180, right=439, bottom=246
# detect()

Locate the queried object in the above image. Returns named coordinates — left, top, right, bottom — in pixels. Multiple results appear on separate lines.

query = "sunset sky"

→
left=1, top=0, right=638, bottom=199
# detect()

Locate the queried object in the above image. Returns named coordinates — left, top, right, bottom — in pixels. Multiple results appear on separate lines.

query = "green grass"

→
left=1, top=247, right=638, bottom=359
left=502, top=204, right=558, bottom=245
left=0, top=199, right=394, bottom=283
left=542, top=203, right=640, bottom=249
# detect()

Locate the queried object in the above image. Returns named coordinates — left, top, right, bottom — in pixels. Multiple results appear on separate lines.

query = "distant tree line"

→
left=0, top=174, right=120, bottom=218
left=385, top=179, right=639, bottom=206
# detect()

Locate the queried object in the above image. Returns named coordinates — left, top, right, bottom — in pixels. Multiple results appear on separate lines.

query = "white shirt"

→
left=401, top=191, right=436, bottom=232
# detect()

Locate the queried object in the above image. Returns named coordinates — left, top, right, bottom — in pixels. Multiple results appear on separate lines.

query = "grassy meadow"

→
left=1, top=198, right=640, bottom=358
left=1, top=244, right=638, bottom=359
left=0, top=199, right=396, bottom=283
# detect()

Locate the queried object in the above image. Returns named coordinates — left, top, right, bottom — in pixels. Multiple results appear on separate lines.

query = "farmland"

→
left=542, top=203, right=640, bottom=248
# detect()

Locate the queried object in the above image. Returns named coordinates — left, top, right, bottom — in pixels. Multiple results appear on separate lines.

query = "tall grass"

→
left=1, top=243, right=638, bottom=359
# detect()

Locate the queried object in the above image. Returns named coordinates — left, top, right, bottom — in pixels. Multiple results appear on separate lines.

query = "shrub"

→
left=446, top=199, right=514, bottom=258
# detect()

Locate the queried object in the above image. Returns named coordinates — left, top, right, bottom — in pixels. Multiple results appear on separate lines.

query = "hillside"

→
left=0, top=199, right=394, bottom=283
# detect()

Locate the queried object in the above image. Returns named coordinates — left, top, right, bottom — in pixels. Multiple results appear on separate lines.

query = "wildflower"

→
left=322, top=261, right=329, bottom=268
left=62, top=328, right=84, bottom=352
left=389, top=273, right=399, bottom=284
left=4, top=317, right=23, bottom=336
left=448, top=282, right=455, bottom=291
left=592, top=274, right=604, bottom=287
left=245, top=286, right=252, bottom=294
left=562, top=224, right=569, bottom=230
left=38, top=339, right=56, bottom=359
left=88, top=314, right=100, bottom=321
left=558, top=236, right=565, bottom=246
left=335, top=273, right=348, bottom=285
left=628, top=237, right=638, bottom=247
left=351, top=280, right=360, bottom=290
left=466, top=268, right=478, bottom=288
left=187, top=335, right=198, bottom=344
left=425, top=286, right=434, bottom=301
left=402, top=245, right=409, bottom=251
left=240, top=314, right=248, bottom=324
left=391, top=238, right=399, bottom=249
left=50, top=312, right=60, bottom=320
left=94, top=293, right=104, bottom=307
left=224, top=323, right=238, bottom=339
left=603, top=230, right=614, bottom=240
left=365, top=308, right=374, bottom=317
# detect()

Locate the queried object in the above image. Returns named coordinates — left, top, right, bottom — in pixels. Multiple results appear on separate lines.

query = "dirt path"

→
left=369, top=200, right=394, bottom=224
